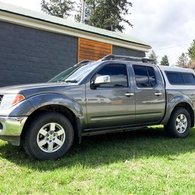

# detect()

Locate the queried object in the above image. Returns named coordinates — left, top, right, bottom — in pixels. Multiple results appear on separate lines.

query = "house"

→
left=0, top=2, right=151, bottom=86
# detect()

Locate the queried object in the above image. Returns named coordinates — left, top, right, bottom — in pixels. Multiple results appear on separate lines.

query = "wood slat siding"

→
left=78, top=38, right=112, bottom=62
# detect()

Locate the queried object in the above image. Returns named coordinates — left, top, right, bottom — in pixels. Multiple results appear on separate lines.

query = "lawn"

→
left=0, top=126, right=195, bottom=195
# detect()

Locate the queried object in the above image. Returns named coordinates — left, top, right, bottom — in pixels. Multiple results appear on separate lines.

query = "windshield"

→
left=49, top=66, right=80, bottom=83
left=49, top=61, right=100, bottom=83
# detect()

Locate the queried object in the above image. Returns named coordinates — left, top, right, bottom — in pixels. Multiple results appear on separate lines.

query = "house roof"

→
left=0, top=2, right=151, bottom=52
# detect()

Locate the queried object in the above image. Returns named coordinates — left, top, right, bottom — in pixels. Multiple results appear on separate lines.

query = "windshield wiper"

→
left=65, top=80, right=78, bottom=83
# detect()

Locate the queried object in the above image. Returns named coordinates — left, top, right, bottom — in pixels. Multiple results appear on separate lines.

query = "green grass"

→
left=0, top=127, right=195, bottom=194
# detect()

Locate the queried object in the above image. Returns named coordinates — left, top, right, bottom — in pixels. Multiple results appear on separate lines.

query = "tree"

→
left=188, top=40, right=195, bottom=69
left=148, top=50, right=158, bottom=64
left=188, top=39, right=195, bottom=60
left=176, top=53, right=189, bottom=67
left=78, top=0, right=133, bottom=32
left=41, top=0, right=74, bottom=18
left=160, top=55, right=169, bottom=66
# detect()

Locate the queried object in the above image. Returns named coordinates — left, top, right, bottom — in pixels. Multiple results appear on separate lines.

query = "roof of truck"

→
left=159, top=65, right=194, bottom=73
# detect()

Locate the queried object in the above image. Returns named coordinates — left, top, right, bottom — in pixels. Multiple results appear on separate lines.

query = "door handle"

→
left=154, top=92, right=162, bottom=96
left=125, top=92, right=134, bottom=97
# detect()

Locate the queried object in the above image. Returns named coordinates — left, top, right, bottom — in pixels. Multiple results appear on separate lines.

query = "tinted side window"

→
left=133, top=65, right=157, bottom=88
left=95, top=64, right=128, bottom=87
left=148, top=67, right=157, bottom=87
left=166, top=72, right=183, bottom=85
left=182, top=73, right=195, bottom=84
left=166, top=71, right=195, bottom=85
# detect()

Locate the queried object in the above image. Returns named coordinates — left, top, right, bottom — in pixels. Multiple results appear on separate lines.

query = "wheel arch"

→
left=170, top=102, right=194, bottom=127
left=21, top=104, right=82, bottom=144
left=171, top=102, right=194, bottom=127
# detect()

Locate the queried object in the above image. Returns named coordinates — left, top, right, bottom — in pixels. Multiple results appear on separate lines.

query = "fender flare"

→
left=28, top=93, right=84, bottom=118
left=14, top=93, right=85, bottom=143
left=161, top=95, right=194, bottom=125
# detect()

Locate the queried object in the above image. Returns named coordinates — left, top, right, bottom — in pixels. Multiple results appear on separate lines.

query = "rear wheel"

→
left=23, top=112, right=74, bottom=160
left=165, top=107, right=191, bottom=138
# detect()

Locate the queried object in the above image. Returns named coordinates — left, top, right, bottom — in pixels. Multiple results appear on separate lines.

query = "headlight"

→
left=0, top=94, right=25, bottom=109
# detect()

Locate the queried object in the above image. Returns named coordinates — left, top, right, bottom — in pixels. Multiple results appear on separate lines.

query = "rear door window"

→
left=133, top=65, right=157, bottom=88
left=148, top=67, right=157, bottom=87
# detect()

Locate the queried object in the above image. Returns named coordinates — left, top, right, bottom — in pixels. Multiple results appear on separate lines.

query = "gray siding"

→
left=112, top=45, right=145, bottom=57
left=0, top=21, right=78, bottom=87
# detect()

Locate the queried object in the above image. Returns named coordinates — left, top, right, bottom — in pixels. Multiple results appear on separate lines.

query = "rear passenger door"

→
left=132, top=65, right=166, bottom=124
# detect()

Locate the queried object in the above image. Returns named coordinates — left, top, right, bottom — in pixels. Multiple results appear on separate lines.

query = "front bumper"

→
left=0, top=116, right=28, bottom=146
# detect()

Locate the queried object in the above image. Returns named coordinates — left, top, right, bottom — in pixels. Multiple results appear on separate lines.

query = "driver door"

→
left=85, top=62, right=135, bottom=129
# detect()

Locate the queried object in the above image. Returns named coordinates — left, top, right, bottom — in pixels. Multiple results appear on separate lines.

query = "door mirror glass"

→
left=94, top=75, right=111, bottom=85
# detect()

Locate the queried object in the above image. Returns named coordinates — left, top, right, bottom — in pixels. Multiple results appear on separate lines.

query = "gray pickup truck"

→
left=0, top=55, right=195, bottom=160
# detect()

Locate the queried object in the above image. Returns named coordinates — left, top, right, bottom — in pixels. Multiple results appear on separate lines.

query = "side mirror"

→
left=91, top=75, right=111, bottom=89
left=94, top=75, right=111, bottom=85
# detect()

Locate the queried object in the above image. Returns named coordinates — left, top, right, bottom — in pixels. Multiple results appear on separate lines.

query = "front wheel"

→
left=23, top=112, right=74, bottom=160
left=164, top=107, right=191, bottom=138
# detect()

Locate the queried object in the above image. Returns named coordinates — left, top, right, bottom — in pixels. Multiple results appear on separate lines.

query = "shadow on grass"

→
left=0, top=127, right=195, bottom=171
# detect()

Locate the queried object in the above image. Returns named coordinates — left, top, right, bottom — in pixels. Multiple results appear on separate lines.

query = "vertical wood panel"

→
left=78, top=38, right=112, bottom=62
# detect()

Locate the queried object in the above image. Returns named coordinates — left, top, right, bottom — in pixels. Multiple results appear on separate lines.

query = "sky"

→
left=0, top=0, right=195, bottom=65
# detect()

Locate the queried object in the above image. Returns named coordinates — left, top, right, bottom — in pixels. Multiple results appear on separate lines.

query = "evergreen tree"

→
left=188, top=40, right=195, bottom=69
left=148, top=50, right=158, bottom=64
left=83, top=0, right=133, bottom=32
left=160, top=55, right=169, bottom=66
left=188, top=39, right=195, bottom=60
left=41, top=0, right=74, bottom=18
left=41, top=0, right=132, bottom=32
left=176, top=53, right=189, bottom=67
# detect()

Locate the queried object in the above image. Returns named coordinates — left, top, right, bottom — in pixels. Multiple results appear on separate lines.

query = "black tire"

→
left=164, top=107, right=191, bottom=138
left=23, top=112, right=74, bottom=160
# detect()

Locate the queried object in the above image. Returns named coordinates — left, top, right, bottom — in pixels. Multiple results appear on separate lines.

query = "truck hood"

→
left=0, top=82, right=77, bottom=98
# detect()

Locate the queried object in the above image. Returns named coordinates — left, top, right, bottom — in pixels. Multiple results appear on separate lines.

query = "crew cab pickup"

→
left=0, top=55, right=194, bottom=160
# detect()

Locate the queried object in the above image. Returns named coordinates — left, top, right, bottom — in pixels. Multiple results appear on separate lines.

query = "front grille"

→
left=0, top=95, right=3, bottom=105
